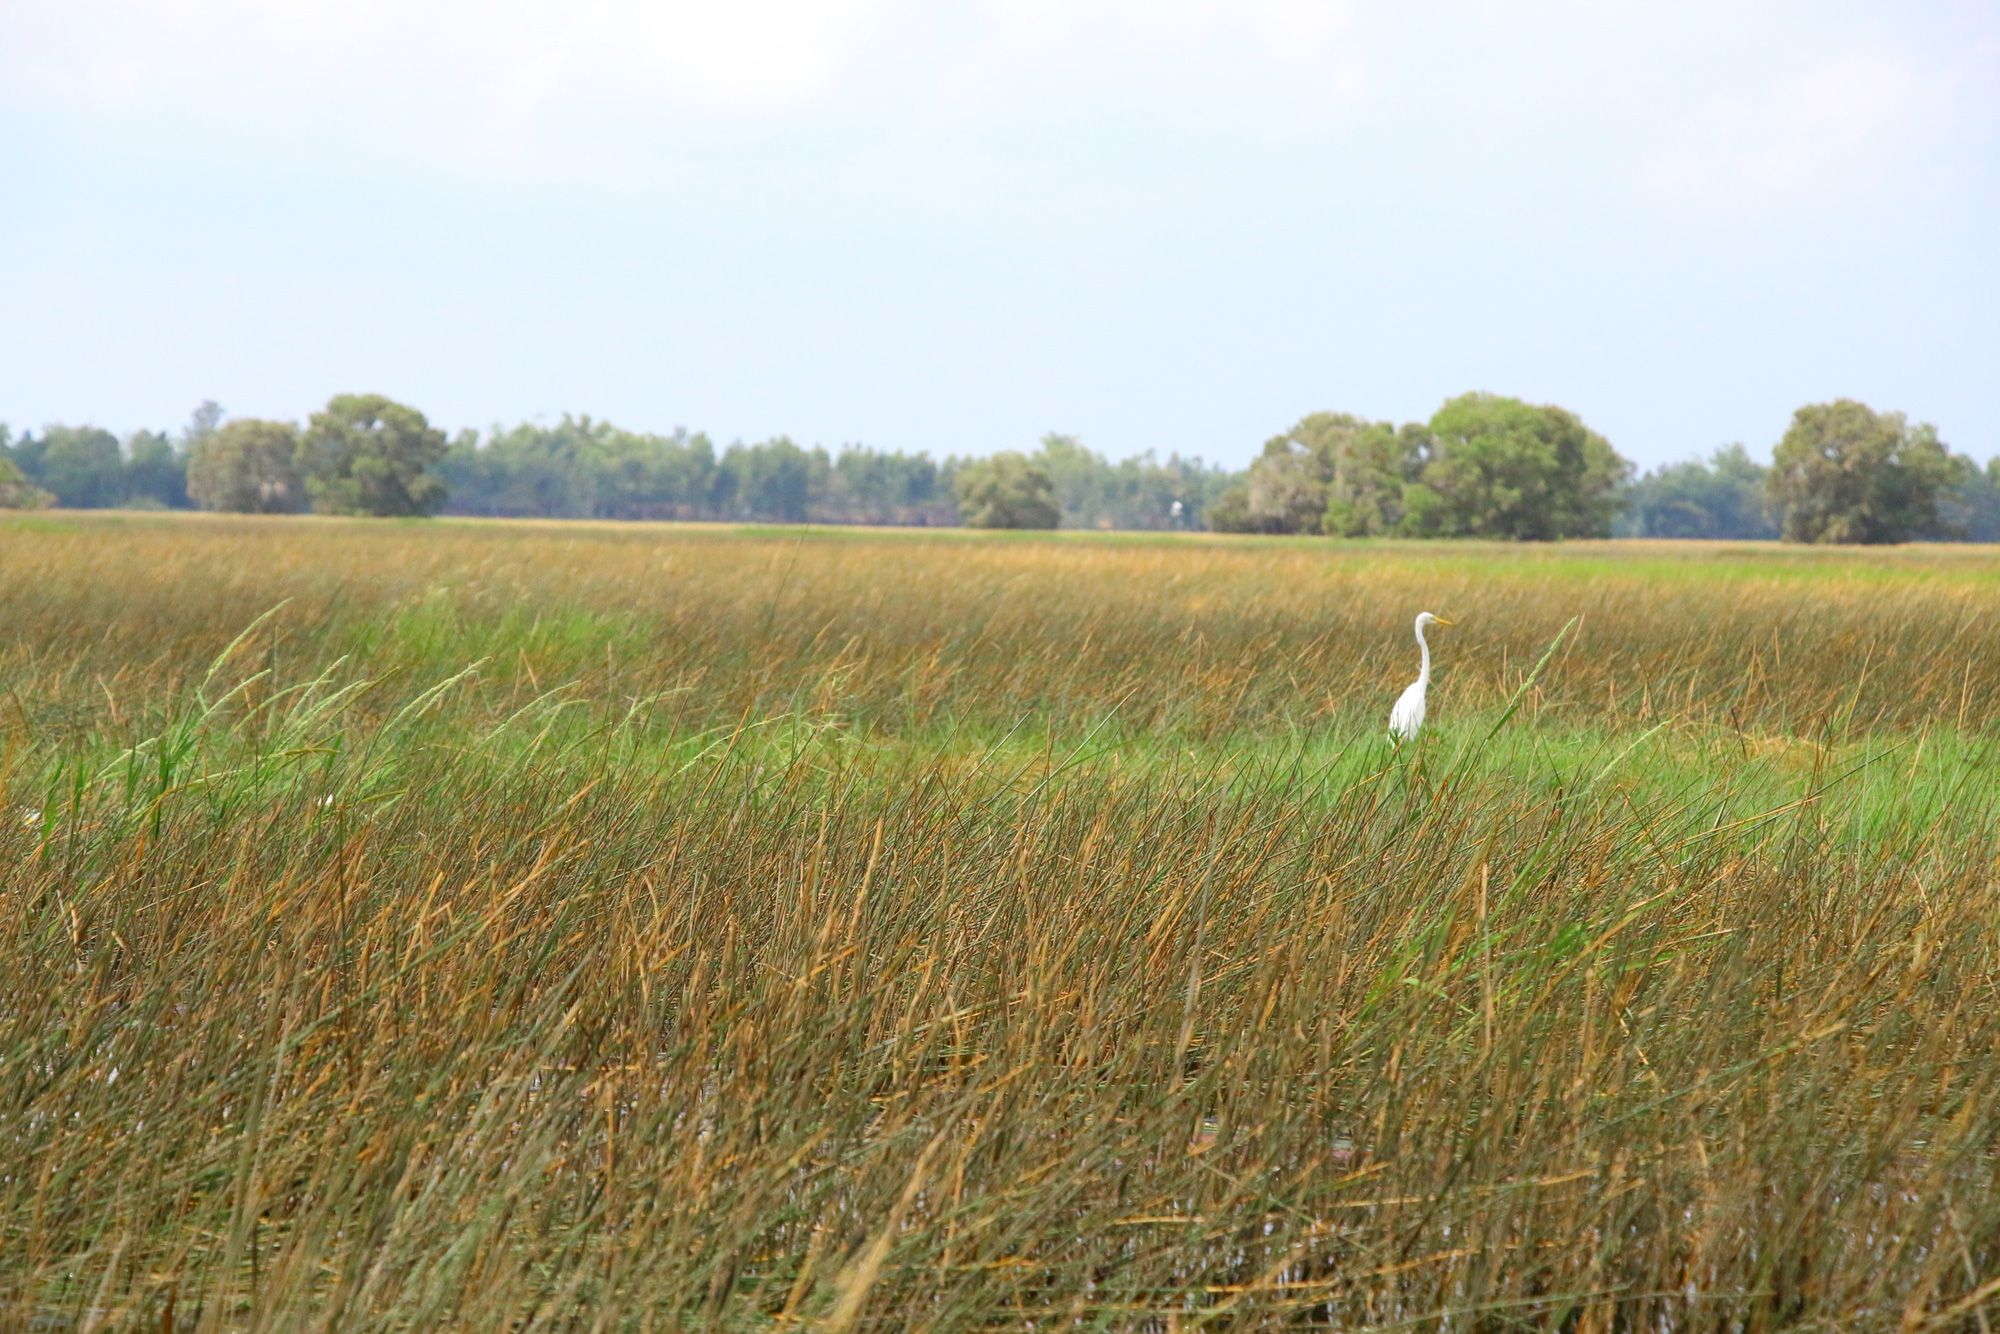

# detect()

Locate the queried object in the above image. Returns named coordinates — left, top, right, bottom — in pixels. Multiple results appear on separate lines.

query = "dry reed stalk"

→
left=2, top=516, right=1999, bottom=1329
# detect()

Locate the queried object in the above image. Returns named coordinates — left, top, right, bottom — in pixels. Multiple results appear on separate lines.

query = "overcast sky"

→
left=3, top=0, right=1995, bottom=469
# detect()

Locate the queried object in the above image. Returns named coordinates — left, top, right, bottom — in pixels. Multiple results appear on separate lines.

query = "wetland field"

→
left=5, top=513, right=2000, bottom=1330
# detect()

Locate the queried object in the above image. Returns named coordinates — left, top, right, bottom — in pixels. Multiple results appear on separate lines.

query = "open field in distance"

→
left=4, top=512, right=2000, bottom=1330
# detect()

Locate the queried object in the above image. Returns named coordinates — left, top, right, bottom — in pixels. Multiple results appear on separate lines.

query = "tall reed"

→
left=3, top=514, right=1998, bottom=1330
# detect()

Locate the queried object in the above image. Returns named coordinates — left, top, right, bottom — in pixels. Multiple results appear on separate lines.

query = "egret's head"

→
left=1417, top=611, right=1455, bottom=628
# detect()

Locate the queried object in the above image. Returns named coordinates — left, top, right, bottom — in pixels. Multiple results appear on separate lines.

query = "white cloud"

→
left=0, top=0, right=1365, bottom=165
left=484, top=0, right=895, bottom=114
left=1642, top=50, right=1960, bottom=207
left=970, top=0, right=1352, bottom=63
left=941, top=0, right=1362, bottom=122
left=1, top=0, right=892, bottom=113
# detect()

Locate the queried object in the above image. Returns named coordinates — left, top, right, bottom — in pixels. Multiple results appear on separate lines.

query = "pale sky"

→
left=3, top=0, right=1995, bottom=469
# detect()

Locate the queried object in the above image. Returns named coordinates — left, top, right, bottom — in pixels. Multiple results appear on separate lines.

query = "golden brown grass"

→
left=3, top=513, right=2000, bottom=1331
left=8, top=516, right=2000, bottom=743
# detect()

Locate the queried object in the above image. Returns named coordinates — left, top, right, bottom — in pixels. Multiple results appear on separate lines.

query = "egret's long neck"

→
left=1415, top=621, right=1431, bottom=684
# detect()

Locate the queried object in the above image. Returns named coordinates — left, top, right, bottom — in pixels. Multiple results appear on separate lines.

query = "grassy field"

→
left=5, top=512, right=2000, bottom=1331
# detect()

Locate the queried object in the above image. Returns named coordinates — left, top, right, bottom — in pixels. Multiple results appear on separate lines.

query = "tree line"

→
left=441, top=418, right=1232, bottom=530
left=1617, top=405, right=2000, bottom=543
left=1210, top=392, right=1628, bottom=539
left=1213, top=392, right=1997, bottom=543
left=3, top=391, right=1990, bottom=543
left=0, top=396, right=1230, bottom=532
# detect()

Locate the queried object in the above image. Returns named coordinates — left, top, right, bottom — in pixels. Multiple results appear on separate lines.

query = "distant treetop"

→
left=1765, top=399, right=1967, bottom=545
left=1212, top=393, right=1629, bottom=541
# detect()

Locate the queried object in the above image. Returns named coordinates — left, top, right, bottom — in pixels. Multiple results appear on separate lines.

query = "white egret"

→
left=1387, top=612, right=1454, bottom=742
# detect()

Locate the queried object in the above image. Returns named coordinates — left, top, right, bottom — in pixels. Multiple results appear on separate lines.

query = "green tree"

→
left=1943, top=459, right=2000, bottom=543
left=1209, top=412, right=1423, bottom=536
left=1217, top=418, right=1339, bottom=534
left=1210, top=430, right=1332, bottom=535
left=822, top=446, right=953, bottom=525
left=435, top=418, right=1220, bottom=529
left=178, top=400, right=224, bottom=462
left=300, top=394, right=448, bottom=517
left=723, top=436, right=817, bottom=522
left=1204, top=485, right=1256, bottom=532
left=1401, top=393, right=1629, bottom=540
left=0, top=446, right=54, bottom=509
left=444, top=416, right=630, bottom=519
left=954, top=452, right=1060, bottom=529
left=123, top=430, right=190, bottom=509
left=1035, top=433, right=1122, bottom=528
left=1765, top=400, right=1968, bottom=544
left=181, top=400, right=224, bottom=450
left=1616, top=444, right=1777, bottom=539
left=24, top=425, right=126, bottom=508
left=610, top=429, right=728, bottom=520
left=188, top=419, right=307, bottom=513
left=1242, top=448, right=1328, bottom=534
left=1030, top=433, right=1232, bottom=531
left=1305, top=415, right=1429, bottom=537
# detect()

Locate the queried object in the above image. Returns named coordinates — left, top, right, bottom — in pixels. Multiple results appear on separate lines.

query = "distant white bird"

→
left=1388, top=612, right=1454, bottom=742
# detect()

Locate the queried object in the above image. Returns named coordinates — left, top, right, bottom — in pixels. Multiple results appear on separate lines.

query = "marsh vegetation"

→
left=4, top=515, right=1999, bottom=1329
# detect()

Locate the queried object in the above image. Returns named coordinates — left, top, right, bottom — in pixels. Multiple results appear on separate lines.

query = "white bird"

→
left=1387, top=611, right=1454, bottom=743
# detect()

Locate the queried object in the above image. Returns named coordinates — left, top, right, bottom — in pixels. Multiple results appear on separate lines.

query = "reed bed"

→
left=3, top=513, right=2000, bottom=1331
left=7, top=515, right=2000, bottom=744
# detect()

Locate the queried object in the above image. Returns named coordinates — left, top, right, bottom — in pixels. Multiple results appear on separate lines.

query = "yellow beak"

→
left=1432, top=617, right=1455, bottom=627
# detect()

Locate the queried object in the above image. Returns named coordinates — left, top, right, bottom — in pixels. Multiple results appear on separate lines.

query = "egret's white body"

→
left=1387, top=612, right=1452, bottom=742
